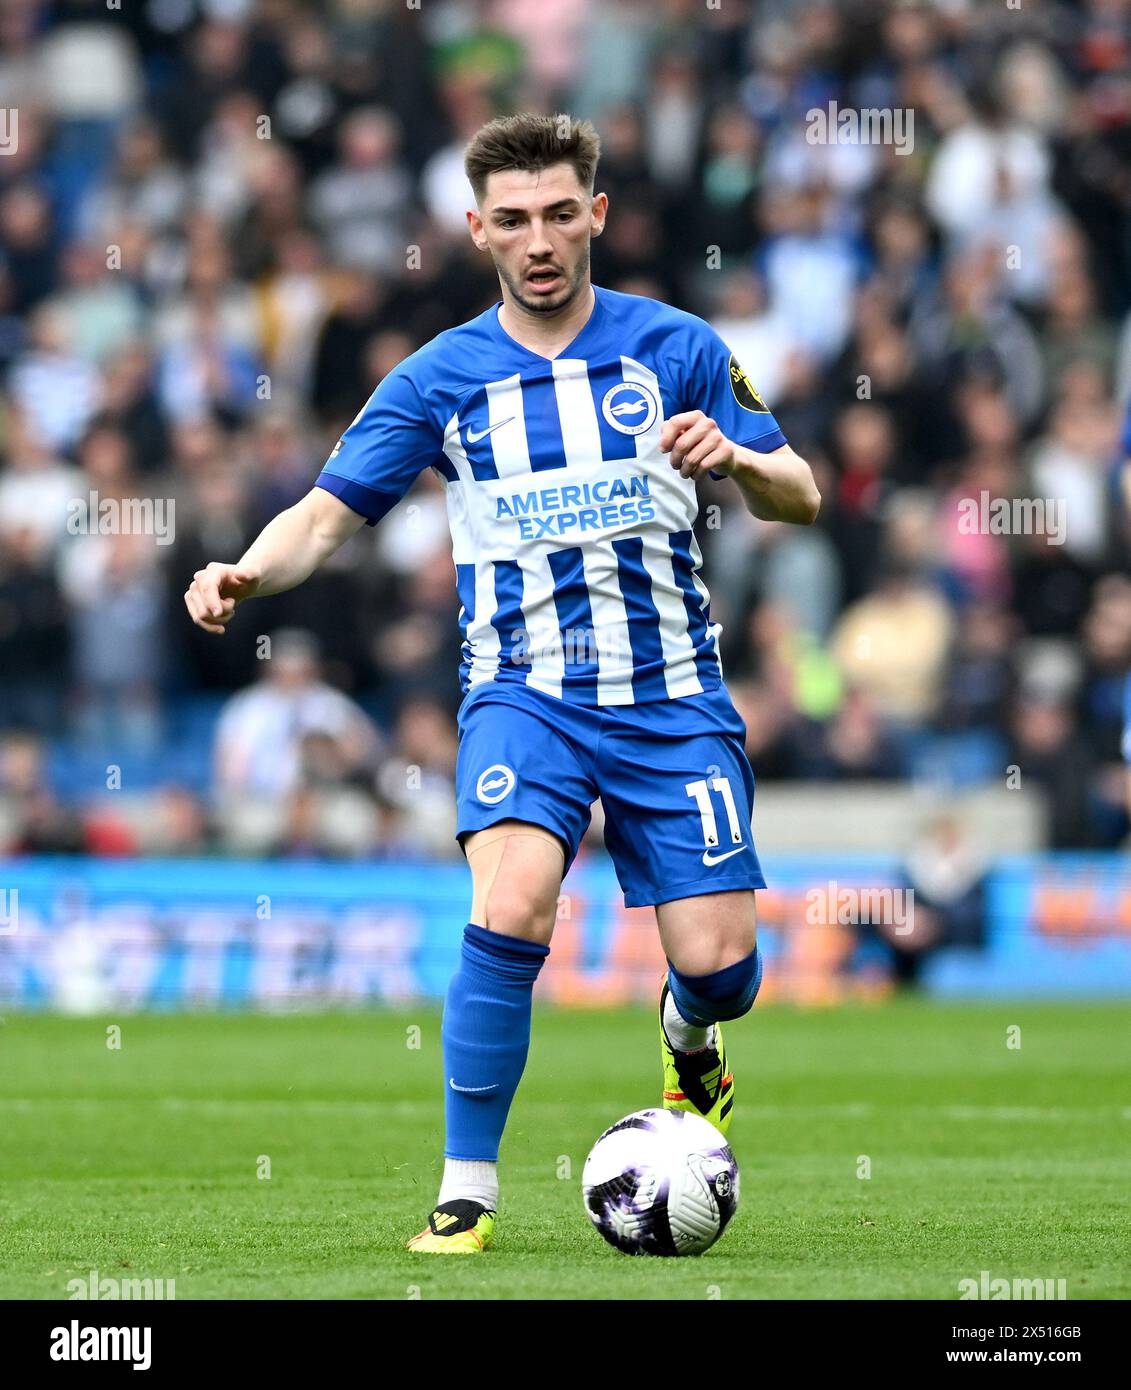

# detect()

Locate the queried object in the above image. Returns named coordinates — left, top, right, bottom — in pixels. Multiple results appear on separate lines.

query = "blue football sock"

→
left=667, top=945, right=763, bottom=1029
left=441, top=923, right=550, bottom=1162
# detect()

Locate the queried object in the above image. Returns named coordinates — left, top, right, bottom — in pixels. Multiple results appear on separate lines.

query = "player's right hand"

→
left=184, top=563, right=260, bottom=635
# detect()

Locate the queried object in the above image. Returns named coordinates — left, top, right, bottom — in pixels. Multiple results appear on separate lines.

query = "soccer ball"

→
left=582, top=1108, right=739, bottom=1256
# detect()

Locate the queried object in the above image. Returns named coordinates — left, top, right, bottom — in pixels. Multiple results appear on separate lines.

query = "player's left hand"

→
left=659, top=411, right=741, bottom=480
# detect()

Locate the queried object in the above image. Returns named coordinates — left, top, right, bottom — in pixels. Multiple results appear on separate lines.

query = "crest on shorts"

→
left=476, top=764, right=516, bottom=805
left=728, top=354, right=769, bottom=413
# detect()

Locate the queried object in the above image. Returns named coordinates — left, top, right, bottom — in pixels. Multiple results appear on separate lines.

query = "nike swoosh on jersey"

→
left=465, top=417, right=515, bottom=444
left=702, top=845, right=748, bottom=867
left=449, top=1078, right=500, bottom=1093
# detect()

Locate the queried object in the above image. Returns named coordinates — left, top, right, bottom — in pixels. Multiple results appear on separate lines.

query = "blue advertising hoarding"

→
left=0, top=852, right=1129, bottom=1009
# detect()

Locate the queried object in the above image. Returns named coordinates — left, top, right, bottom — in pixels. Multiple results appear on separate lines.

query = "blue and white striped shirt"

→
left=317, top=285, right=787, bottom=706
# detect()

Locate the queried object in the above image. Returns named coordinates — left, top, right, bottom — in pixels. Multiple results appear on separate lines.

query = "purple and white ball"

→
left=582, top=1108, right=739, bottom=1256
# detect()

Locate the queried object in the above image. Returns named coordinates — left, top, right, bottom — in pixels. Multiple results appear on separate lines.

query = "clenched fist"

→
left=184, top=563, right=260, bottom=635
left=659, top=410, right=742, bottom=480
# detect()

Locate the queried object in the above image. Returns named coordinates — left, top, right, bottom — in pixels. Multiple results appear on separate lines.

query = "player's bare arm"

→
left=660, top=410, right=821, bottom=524
left=183, top=486, right=366, bottom=634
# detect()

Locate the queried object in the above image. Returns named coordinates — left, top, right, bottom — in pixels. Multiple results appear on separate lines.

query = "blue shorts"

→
left=455, top=683, right=766, bottom=908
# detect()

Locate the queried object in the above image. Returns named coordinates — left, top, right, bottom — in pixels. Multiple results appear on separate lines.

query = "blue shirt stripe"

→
left=490, top=560, right=529, bottom=683
left=612, top=537, right=670, bottom=701
left=669, top=529, right=720, bottom=689
left=520, top=372, right=569, bottom=473
left=456, top=562, right=476, bottom=688
left=547, top=546, right=600, bottom=705
left=460, top=385, right=501, bottom=481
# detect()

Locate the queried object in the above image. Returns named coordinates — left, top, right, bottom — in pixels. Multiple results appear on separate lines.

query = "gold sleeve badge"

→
left=728, top=353, right=769, bottom=413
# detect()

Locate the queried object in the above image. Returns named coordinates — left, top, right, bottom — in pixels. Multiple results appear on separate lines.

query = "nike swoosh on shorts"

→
left=702, top=845, right=748, bottom=867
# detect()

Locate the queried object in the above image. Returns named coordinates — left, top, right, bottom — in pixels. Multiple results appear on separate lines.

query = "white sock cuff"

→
left=664, top=988, right=716, bottom=1053
left=438, top=1158, right=499, bottom=1210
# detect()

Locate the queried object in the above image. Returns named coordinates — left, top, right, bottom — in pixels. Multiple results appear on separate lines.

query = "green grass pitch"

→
left=1, top=1000, right=1128, bottom=1299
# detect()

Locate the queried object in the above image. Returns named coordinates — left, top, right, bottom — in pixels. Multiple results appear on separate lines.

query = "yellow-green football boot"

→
left=659, top=979, right=734, bottom=1135
left=405, top=1199, right=495, bottom=1254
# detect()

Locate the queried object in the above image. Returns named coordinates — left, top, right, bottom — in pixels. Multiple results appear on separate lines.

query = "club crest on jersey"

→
left=728, top=354, right=769, bottom=413
left=601, top=381, right=659, bottom=436
left=476, top=764, right=516, bottom=805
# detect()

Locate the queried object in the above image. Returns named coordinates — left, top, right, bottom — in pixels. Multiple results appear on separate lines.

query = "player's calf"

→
left=657, top=953, right=764, bottom=1139
left=656, top=898, right=764, bottom=1137
left=409, top=824, right=565, bottom=1251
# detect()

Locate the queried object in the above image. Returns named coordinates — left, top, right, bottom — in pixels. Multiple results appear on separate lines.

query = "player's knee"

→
left=667, top=918, right=756, bottom=978
left=482, top=878, right=558, bottom=944
left=660, top=891, right=756, bottom=978
left=467, top=823, right=564, bottom=944
left=670, top=932, right=755, bottom=978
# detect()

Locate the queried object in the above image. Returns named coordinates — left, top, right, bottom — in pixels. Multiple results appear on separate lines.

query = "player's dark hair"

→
left=464, top=113, right=601, bottom=203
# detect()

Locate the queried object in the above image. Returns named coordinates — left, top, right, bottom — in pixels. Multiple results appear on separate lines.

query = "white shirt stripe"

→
left=515, top=551, right=564, bottom=700
left=442, top=411, right=475, bottom=488
left=637, top=535, right=706, bottom=700
left=687, top=529, right=724, bottom=682
left=621, top=354, right=663, bottom=457
left=552, top=358, right=605, bottom=471
left=465, top=562, right=503, bottom=687
left=486, top=373, right=533, bottom=479
left=582, top=540, right=636, bottom=705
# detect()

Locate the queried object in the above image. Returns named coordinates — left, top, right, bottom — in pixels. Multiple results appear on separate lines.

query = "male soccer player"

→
left=184, top=114, right=821, bottom=1254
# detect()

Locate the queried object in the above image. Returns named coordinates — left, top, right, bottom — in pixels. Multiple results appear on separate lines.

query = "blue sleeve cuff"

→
left=316, top=471, right=401, bottom=526
left=709, top=428, right=788, bottom=479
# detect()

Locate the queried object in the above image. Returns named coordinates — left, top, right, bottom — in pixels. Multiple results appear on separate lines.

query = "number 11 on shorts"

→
left=685, top=777, right=744, bottom=849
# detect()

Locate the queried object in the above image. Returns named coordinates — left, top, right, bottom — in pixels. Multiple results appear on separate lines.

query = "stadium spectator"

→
left=308, top=107, right=413, bottom=276
left=60, top=525, right=166, bottom=752
left=830, top=562, right=954, bottom=729
left=374, top=697, right=460, bottom=858
left=9, top=302, right=100, bottom=452
left=0, top=730, right=85, bottom=855
left=213, top=628, right=383, bottom=800
left=0, top=406, right=83, bottom=558
left=0, top=522, right=69, bottom=734
left=859, top=812, right=988, bottom=990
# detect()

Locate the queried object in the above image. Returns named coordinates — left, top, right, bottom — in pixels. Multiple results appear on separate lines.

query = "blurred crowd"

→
left=2, top=0, right=1131, bottom=860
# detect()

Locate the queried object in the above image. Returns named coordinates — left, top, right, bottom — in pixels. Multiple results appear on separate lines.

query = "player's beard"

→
left=497, top=244, right=590, bottom=316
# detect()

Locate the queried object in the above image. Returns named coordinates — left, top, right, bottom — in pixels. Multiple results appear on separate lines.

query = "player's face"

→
left=470, top=163, right=607, bottom=316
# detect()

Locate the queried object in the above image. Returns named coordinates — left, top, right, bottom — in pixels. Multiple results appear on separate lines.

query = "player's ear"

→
left=466, top=208, right=488, bottom=251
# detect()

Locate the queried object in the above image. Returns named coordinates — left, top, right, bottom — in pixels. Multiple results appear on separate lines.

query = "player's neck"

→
left=497, top=281, right=596, bottom=359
